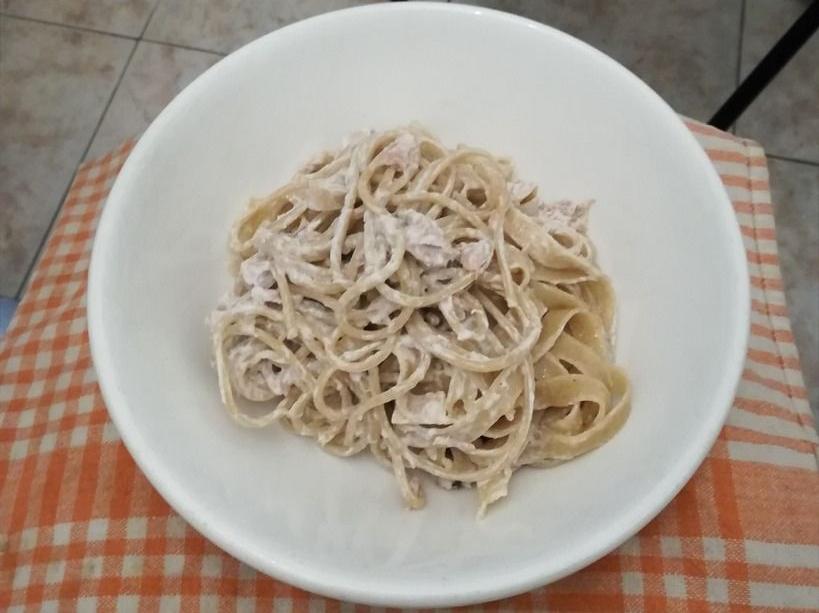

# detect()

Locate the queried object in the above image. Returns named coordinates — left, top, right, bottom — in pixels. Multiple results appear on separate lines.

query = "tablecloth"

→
left=1, top=120, right=818, bottom=612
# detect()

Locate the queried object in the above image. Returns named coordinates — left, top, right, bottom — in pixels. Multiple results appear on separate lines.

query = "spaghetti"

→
left=210, top=127, right=630, bottom=515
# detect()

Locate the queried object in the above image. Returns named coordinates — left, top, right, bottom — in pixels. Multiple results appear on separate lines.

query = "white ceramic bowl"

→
left=88, top=2, right=749, bottom=607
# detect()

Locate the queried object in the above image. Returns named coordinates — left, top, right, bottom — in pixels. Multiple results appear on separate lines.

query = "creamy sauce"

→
left=396, top=209, right=457, bottom=268
left=522, top=198, right=592, bottom=233
left=459, top=239, right=492, bottom=272
left=392, top=391, right=451, bottom=425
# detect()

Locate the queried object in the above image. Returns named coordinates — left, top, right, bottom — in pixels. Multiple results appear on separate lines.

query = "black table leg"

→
left=709, top=0, right=819, bottom=130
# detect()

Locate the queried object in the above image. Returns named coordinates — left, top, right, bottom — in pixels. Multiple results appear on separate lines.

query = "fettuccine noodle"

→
left=209, top=127, right=630, bottom=516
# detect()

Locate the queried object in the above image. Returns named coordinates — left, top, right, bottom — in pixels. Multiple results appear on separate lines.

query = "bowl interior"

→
left=89, top=3, right=748, bottom=607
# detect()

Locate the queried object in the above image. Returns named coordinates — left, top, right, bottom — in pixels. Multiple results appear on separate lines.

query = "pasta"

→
left=209, top=127, right=630, bottom=516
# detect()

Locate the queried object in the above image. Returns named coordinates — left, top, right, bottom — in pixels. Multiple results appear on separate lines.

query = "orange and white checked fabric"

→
left=2, top=121, right=818, bottom=612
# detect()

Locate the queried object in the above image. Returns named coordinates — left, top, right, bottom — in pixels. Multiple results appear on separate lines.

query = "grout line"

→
left=14, top=169, right=80, bottom=299
left=141, top=37, right=226, bottom=57
left=0, top=10, right=224, bottom=57
left=138, top=0, right=161, bottom=39
left=138, top=0, right=221, bottom=56
left=13, top=39, right=140, bottom=300
left=79, top=39, right=140, bottom=163
left=0, top=2, right=221, bottom=59
left=766, top=154, right=819, bottom=167
left=0, top=12, right=137, bottom=40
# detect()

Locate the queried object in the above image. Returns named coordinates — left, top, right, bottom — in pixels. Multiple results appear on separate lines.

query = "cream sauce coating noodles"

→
left=209, top=127, right=631, bottom=516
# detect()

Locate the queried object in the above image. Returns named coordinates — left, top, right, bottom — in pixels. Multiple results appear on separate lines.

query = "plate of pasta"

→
left=88, top=2, right=749, bottom=608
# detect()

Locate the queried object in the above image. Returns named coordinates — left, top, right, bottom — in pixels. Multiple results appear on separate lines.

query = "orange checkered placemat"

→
left=2, top=120, right=818, bottom=611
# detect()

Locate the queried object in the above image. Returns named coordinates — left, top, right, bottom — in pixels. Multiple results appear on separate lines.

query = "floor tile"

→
left=736, top=0, right=819, bottom=163
left=0, top=17, right=133, bottom=297
left=462, top=0, right=742, bottom=121
left=767, top=158, right=819, bottom=417
left=86, top=42, right=221, bottom=160
left=1, top=0, right=157, bottom=37
left=144, top=0, right=376, bottom=55
left=0, top=296, right=18, bottom=337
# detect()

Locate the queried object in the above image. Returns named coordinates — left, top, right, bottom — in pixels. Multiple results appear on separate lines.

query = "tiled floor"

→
left=0, top=0, right=816, bottom=414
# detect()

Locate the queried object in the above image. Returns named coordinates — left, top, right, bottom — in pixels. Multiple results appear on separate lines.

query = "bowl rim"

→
left=87, top=1, right=751, bottom=607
